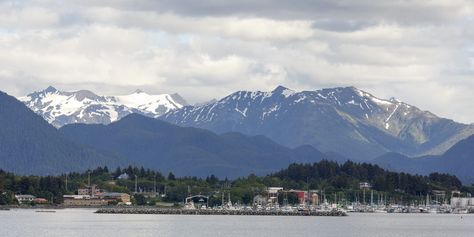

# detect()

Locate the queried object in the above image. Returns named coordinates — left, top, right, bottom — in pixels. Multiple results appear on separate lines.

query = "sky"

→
left=0, top=0, right=473, bottom=123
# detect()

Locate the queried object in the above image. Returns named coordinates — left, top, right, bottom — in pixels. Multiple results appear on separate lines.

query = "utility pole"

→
left=370, top=190, right=374, bottom=206
left=154, top=176, right=157, bottom=196
left=135, top=175, right=138, bottom=194
left=363, top=189, right=366, bottom=205
left=221, top=191, right=225, bottom=207
left=306, top=177, right=310, bottom=207
left=65, top=173, right=68, bottom=192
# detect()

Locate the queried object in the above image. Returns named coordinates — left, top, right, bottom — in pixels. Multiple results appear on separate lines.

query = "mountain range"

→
left=162, top=86, right=474, bottom=160
left=1, top=90, right=330, bottom=177
left=19, top=86, right=188, bottom=127
left=0, top=91, right=128, bottom=175
left=8, top=86, right=474, bottom=181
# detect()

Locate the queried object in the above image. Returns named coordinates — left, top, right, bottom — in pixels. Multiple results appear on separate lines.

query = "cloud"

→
left=0, top=0, right=473, bottom=123
left=71, top=0, right=474, bottom=24
left=0, top=6, right=59, bottom=29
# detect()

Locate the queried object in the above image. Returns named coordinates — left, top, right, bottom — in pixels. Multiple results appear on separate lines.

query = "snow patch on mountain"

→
left=114, top=91, right=186, bottom=116
left=19, top=87, right=188, bottom=127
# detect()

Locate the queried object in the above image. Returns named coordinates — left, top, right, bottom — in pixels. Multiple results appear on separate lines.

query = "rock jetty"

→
left=95, top=207, right=347, bottom=216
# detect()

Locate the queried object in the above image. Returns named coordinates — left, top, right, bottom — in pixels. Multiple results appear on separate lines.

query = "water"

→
left=0, top=209, right=473, bottom=237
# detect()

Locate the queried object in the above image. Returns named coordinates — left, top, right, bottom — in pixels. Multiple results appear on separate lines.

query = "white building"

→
left=268, top=187, right=283, bottom=195
left=267, top=187, right=283, bottom=204
left=15, top=194, right=36, bottom=204
left=359, top=182, right=372, bottom=189
left=117, top=173, right=130, bottom=180
left=451, top=197, right=474, bottom=208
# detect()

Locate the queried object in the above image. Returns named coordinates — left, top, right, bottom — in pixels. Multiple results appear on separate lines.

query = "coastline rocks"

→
left=95, top=207, right=347, bottom=216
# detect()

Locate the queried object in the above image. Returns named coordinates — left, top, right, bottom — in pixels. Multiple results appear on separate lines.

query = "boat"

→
left=35, top=210, right=56, bottom=213
left=387, top=205, right=402, bottom=213
left=452, top=208, right=468, bottom=214
left=184, top=200, right=195, bottom=210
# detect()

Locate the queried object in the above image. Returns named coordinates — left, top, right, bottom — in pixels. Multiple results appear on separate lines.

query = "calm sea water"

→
left=0, top=208, right=473, bottom=237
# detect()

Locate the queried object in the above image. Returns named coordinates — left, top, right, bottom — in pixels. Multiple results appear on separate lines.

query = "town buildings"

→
left=63, top=185, right=131, bottom=206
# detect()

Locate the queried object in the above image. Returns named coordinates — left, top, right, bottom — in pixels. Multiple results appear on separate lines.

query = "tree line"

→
left=1, top=160, right=472, bottom=206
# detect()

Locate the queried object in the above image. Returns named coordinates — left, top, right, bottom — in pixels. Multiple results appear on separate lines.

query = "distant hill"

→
left=0, top=91, right=128, bottom=175
left=271, top=160, right=463, bottom=195
left=374, top=135, right=474, bottom=184
left=162, top=86, right=474, bottom=161
left=60, top=113, right=332, bottom=178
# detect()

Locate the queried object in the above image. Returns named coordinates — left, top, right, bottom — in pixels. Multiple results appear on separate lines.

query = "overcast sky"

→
left=0, top=0, right=473, bottom=123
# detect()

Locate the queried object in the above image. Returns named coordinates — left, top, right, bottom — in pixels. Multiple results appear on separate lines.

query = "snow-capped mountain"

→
left=19, top=86, right=188, bottom=127
left=162, top=86, right=474, bottom=160
left=113, top=89, right=188, bottom=116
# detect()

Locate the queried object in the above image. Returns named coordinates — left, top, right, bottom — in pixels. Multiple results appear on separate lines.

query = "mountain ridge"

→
left=162, top=85, right=474, bottom=160
left=18, top=85, right=474, bottom=161
left=19, top=86, right=188, bottom=127
left=374, top=135, right=474, bottom=184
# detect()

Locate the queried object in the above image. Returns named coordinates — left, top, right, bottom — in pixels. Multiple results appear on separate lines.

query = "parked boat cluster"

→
left=344, top=203, right=474, bottom=214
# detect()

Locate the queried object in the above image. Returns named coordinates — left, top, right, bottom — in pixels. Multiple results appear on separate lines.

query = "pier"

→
left=95, top=207, right=347, bottom=216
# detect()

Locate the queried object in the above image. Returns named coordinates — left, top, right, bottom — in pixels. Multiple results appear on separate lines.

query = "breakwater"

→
left=95, top=207, right=347, bottom=216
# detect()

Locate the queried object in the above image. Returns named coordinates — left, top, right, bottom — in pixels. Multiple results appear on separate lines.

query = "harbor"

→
left=94, top=187, right=472, bottom=216
left=5, top=181, right=474, bottom=215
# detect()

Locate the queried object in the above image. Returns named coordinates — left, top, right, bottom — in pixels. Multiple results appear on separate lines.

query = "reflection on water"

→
left=0, top=208, right=473, bottom=237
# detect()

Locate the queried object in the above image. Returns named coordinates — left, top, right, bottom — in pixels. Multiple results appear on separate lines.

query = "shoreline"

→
left=3, top=206, right=471, bottom=215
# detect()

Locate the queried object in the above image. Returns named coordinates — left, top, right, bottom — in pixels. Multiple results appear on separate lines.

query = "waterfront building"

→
left=15, top=195, right=36, bottom=204
left=310, top=192, right=319, bottom=205
left=450, top=197, right=474, bottom=208
left=63, top=195, right=107, bottom=206
left=285, top=190, right=319, bottom=205
left=33, top=198, right=48, bottom=204
left=78, top=185, right=103, bottom=197
left=102, top=192, right=131, bottom=204
left=64, top=185, right=131, bottom=206
left=267, top=187, right=283, bottom=204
